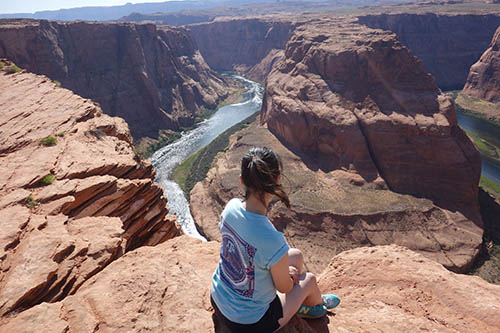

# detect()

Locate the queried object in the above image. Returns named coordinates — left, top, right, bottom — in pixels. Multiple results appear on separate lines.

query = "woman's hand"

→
left=289, top=266, right=299, bottom=285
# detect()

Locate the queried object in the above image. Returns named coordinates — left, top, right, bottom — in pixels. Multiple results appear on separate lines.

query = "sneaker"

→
left=296, top=303, right=327, bottom=319
left=322, top=294, right=340, bottom=309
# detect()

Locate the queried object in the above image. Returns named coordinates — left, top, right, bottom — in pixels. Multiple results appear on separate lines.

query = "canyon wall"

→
left=187, top=18, right=294, bottom=74
left=190, top=18, right=483, bottom=274
left=0, top=19, right=229, bottom=139
left=0, top=69, right=180, bottom=317
left=357, top=13, right=500, bottom=90
left=463, top=26, right=500, bottom=102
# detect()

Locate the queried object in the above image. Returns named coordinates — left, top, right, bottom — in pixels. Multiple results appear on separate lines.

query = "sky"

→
left=1, top=0, right=175, bottom=14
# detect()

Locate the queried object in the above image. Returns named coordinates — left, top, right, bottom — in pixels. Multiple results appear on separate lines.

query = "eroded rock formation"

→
left=0, top=19, right=229, bottom=139
left=357, top=13, right=500, bottom=89
left=191, top=19, right=483, bottom=274
left=463, top=26, right=500, bottom=103
left=0, top=70, right=180, bottom=317
left=3, top=236, right=499, bottom=332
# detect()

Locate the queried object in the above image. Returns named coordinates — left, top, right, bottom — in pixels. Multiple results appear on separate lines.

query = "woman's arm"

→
left=270, top=253, right=294, bottom=293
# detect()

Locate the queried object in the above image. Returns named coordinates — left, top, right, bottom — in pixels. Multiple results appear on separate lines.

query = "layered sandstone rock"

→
left=191, top=19, right=483, bottom=273
left=3, top=236, right=499, bottom=332
left=357, top=13, right=500, bottom=89
left=0, top=70, right=180, bottom=317
left=463, top=26, right=500, bottom=103
left=0, top=19, right=229, bottom=139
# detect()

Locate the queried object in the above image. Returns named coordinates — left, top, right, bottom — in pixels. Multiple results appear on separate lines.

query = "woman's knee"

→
left=288, top=248, right=303, bottom=265
left=302, top=272, right=317, bottom=286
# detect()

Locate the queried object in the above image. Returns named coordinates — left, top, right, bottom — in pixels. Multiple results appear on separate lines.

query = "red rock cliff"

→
left=463, top=26, right=500, bottom=103
left=0, top=19, right=229, bottom=139
left=357, top=13, right=500, bottom=90
left=0, top=69, right=180, bottom=317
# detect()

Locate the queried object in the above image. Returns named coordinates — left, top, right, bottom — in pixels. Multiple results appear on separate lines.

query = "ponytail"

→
left=241, top=147, right=290, bottom=209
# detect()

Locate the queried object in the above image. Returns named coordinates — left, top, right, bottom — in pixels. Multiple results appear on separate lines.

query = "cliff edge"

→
left=0, top=69, right=180, bottom=317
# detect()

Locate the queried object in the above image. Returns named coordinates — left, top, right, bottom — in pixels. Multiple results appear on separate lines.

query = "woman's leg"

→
left=275, top=249, right=323, bottom=330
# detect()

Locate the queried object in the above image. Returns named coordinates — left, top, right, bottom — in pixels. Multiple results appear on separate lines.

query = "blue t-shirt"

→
left=211, top=198, right=290, bottom=324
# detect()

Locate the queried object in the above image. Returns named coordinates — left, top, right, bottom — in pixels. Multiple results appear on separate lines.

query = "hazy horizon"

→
left=1, top=0, right=180, bottom=15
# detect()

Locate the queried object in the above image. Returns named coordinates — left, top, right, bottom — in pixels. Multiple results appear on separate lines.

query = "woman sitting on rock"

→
left=210, top=146, right=340, bottom=332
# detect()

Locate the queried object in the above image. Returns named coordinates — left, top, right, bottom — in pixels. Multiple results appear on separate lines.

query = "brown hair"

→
left=241, top=146, right=290, bottom=209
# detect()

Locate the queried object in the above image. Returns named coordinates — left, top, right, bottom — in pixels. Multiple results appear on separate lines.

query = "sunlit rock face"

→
left=191, top=18, right=483, bottom=275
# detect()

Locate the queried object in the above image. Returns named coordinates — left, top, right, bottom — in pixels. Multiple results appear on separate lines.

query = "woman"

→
left=211, top=146, right=340, bottom=332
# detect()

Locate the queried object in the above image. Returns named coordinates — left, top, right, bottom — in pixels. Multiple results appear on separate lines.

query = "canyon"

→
left=0, top=19, right=229, bottom=140
left=1, top=1, right=500, bottom=332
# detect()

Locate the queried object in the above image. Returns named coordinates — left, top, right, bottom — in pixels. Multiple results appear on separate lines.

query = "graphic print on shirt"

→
left=220, top=221, right=256, bottom=298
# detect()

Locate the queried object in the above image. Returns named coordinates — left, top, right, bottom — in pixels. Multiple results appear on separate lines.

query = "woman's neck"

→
left=243, top=194, right=270, bottom=216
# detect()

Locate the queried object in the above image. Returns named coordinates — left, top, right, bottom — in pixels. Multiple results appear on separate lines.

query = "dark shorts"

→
left=211, top=295, right=283, bottom=333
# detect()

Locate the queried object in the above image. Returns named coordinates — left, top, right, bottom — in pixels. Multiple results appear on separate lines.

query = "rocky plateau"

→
left=2, top=235, right=499, bottom=332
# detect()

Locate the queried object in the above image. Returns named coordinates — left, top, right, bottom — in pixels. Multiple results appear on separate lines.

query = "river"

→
left=457, top=112, right=500, bottom=186
left=150, top=75, right=263, bottom=240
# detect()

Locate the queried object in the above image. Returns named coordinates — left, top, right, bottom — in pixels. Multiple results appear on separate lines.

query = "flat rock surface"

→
left=0, top=71, right=180, bottom=317
left=315, top=244, right=500, bottom=333
left=3, top=237, right=500, bottom=332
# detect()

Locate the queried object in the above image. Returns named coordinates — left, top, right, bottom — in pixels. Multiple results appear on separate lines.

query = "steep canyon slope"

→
left=357, top=13, right=500, bottom=90
left=190, top=18, right=483, bottom=274
left=187, top=18, right=294, bottom=80
left=463, top=26, right=500, bottom=103
left=0, top=70, right=180, bottom=317
left=0, top=19, right=229, bottom=139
